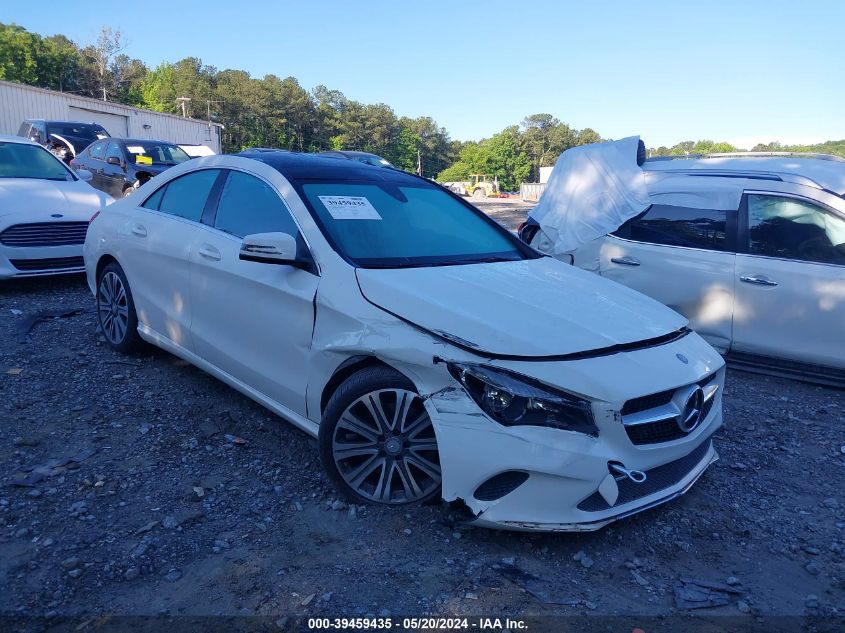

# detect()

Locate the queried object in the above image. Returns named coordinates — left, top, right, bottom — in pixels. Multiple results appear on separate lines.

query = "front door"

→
left=189, top=169, right=319, bottom=415
left=733, top=192, right=845, bottom=370
left=102, top=141, right=127, bottom=198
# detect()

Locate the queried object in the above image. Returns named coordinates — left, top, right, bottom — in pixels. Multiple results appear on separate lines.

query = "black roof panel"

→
left=238, top=151, right=421, bottom=184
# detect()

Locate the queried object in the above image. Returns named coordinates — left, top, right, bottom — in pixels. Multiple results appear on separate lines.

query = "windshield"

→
left=125, top=142, right=190, bottom=166
left=46, top=123, right=109, bottom=141
left=0, top=142, right=74, bottom=181
left=300, top=182, right=531, bottom=268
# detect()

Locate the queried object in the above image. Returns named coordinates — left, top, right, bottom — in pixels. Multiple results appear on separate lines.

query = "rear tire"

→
left=319, top=366, right=442, bottom=506
left=96, top=262, right=141, bottom=354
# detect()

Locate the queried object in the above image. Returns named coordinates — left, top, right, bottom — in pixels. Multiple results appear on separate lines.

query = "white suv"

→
left=525, top=152, right=845, bottom=384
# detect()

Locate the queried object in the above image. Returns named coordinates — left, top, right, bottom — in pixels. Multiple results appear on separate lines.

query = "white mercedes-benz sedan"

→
left=0, top=135, right=112, bottom=279
left=84, top=151, right=725, bottom=531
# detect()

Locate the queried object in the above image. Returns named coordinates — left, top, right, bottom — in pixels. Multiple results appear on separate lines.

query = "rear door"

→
left=733, top=191, right=845, bottom=370
left=188, top=169, right=319, bottom=415
left=599, top=202, right=737, bottom=352
left=118, top=168, right=223, bottom=351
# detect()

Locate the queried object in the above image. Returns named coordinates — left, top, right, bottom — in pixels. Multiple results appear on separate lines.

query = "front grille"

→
left=626, top=417, right=688, bottom=445
left=0, top=222, right=89, bottom=247
left=577, top=438, right=713, bottom=512
left=622, top=373, right=719, bottom=446
left=474, top=471, right=529, bottom=501
left=621, top=389, right=674, bottom=415
left=10, top=256, right=84, bottom=271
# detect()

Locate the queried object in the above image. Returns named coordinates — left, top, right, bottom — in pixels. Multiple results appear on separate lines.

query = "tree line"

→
left=2, top=23, right=843, bottom=188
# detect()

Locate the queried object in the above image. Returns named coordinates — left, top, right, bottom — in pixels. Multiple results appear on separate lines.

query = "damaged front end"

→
left=306, top=269, right=724, bottom=532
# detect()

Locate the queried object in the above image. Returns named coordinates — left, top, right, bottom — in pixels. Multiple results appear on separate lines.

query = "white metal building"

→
left=0, top=80, right=223, bottom=153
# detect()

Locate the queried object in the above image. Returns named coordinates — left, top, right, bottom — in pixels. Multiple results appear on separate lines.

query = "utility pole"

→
left=176, top=97, right=191, bottom=117
left=416, top=148, right=422, bottom=176
left=206, top=99, right=224, bottom=143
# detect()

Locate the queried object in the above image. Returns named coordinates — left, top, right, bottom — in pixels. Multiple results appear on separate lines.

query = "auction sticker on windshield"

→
left=318, top=195, right=382, bottom=220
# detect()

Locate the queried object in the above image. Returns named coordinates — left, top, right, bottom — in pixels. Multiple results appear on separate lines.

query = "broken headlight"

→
left=447, top=362, right=597, bottom=436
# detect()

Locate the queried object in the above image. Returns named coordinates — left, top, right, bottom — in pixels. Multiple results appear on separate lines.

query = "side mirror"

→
left=239, top=232, right=306, bottom=268
left=565, top=254, right=575, bottom=266
left=76, top=169, right=94, bottom=182
left=106, top=156, right=122, bottom=166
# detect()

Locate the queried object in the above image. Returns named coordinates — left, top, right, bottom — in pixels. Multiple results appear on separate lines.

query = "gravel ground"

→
left=1, top=203, right=844, bottom=624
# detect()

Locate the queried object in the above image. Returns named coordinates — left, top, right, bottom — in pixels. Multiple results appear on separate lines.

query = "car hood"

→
left=0, top=178, right=112, bottom=221
left=355, top=257, right=688, bottom=358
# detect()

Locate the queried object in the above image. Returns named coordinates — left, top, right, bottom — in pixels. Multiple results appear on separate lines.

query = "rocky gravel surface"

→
left=1, top=270, right=844, bottom=623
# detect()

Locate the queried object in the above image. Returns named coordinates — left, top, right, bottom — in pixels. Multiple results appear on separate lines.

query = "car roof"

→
left=0, top=134, right=38, bottom=146
left=239, top=150, right=420, bottom=184
left=644, top=154, right=845, bottom=195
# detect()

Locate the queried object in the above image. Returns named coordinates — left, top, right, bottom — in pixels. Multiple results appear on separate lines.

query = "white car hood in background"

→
left=529, top=136, right=650, bottom=256
left=356, top=258, right=688, bottom=358
left=0, top=178, right=111, bottom=219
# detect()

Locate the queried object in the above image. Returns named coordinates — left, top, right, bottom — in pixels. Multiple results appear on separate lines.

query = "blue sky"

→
left=6, top=0, right=844, bottom=147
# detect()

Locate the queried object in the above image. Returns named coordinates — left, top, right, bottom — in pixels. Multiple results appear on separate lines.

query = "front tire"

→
left=97, top=262, right=141, bottom=353
left=319, top=366, right=442, bottom=506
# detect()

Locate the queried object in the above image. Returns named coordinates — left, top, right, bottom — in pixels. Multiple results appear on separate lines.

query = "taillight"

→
left=89, top=211, right=100, bottom=224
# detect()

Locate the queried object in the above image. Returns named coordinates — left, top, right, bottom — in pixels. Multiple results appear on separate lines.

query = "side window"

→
left=157, top=169, right=220, bottom=222
left=613, top=204, right=729, bottom=251
left=141, top=186, right=166, bottom=211
left=89, top=141, right=107, bottom=160
left=17, top=123, right=30, bottom=136
left=747, top=194, right=845, bottom=265
left=213, top=171, right=299, bottom=238
left=105, top=142, right=123, bottom=162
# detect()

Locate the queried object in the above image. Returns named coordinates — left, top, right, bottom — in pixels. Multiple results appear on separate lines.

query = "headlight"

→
left=447, top=362, right=597, bottom=436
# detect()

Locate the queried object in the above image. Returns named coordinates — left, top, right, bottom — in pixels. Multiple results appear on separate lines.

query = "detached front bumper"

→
left=424, top=335, right=725, bottom=532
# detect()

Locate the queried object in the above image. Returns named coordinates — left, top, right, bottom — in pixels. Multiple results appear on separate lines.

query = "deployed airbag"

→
left=530, top=136, right=650, bottom=256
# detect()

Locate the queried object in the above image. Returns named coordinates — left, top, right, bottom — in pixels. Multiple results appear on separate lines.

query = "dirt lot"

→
left=1, top=201, right=844, bottom=628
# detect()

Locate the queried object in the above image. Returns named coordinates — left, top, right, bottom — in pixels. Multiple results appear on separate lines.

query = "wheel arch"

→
left=319, top=355, right=410, bottom=416
left=95, top=253, right=119, bottom=282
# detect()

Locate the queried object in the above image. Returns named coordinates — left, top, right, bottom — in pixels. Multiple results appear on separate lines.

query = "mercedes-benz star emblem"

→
left=678, top=386, right=704, bottom=433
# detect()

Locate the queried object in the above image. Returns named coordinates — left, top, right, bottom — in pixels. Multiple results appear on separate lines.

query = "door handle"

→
left=198, top=244, right=221, bottom=261
left=740, top=275, right=778, bottom=287
left=131, top=224, right=147, bottom=237
left=611, top=256, right=641, bottom=267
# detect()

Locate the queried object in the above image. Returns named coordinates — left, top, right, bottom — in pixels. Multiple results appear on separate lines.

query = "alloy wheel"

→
left=331, top=388, right=441, bottom=504
left=98, top=271, right=129, bottom=345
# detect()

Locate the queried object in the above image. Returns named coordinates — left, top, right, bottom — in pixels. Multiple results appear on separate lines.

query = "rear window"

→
left=46, top=123, right=109, bottom=142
